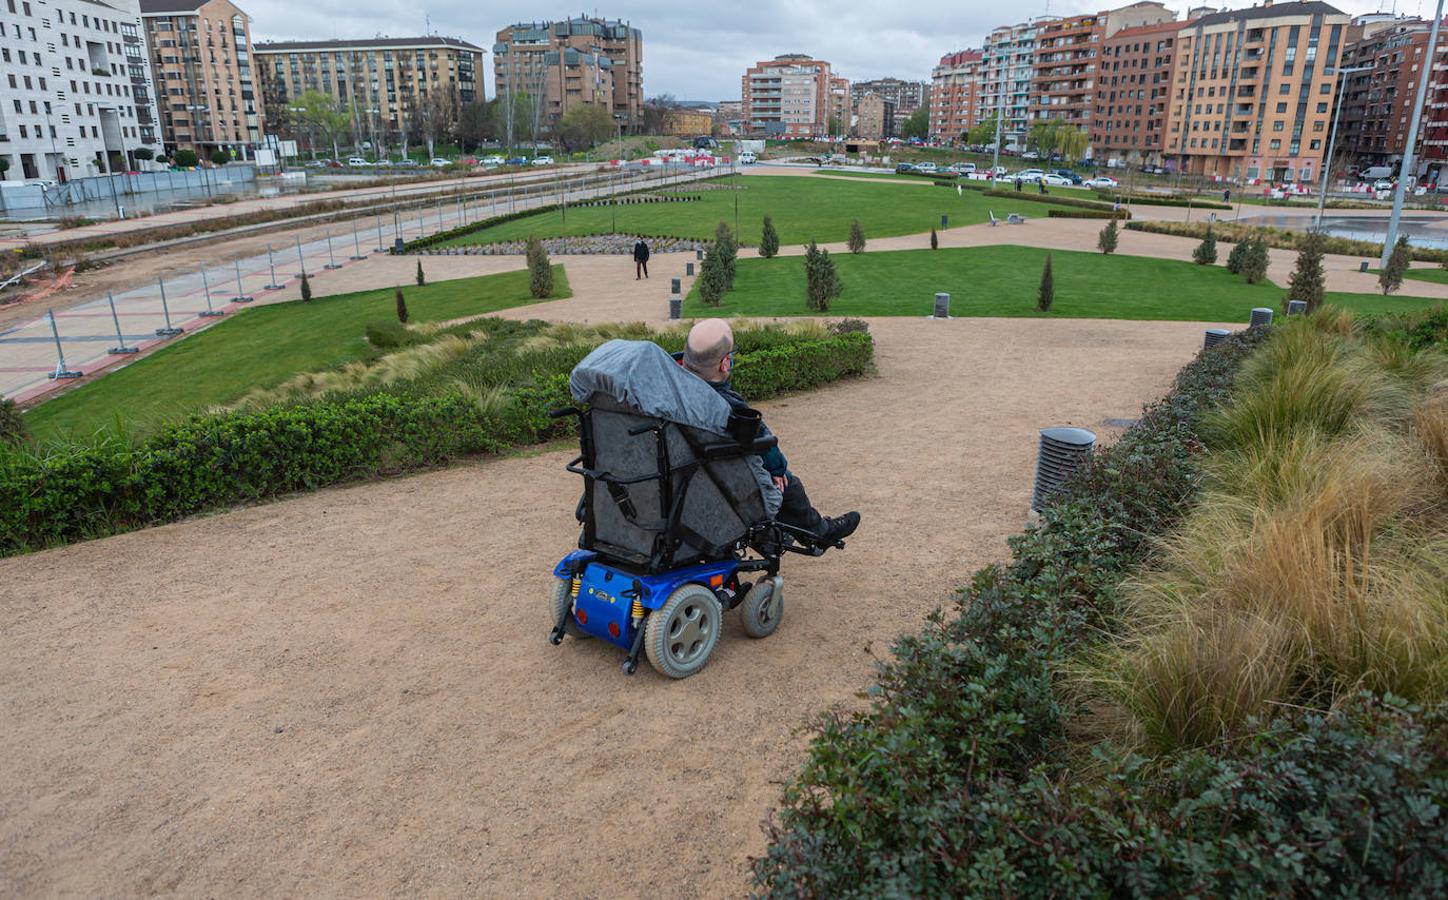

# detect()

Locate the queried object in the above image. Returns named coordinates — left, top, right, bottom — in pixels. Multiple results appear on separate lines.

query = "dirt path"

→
left=0, top=315, right=1213, bottom=896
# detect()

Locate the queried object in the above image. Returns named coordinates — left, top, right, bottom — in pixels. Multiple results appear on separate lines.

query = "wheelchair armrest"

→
left=701, top=433, right=778, bottom=459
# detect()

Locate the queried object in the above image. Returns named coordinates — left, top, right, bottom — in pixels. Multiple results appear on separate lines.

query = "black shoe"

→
left=817, top=512, right=860, bottom=546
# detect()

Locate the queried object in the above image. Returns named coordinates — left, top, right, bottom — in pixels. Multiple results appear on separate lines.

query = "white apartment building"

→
left=980, top=18, right=1047, bottom=150
left=0, top=0, right=158, bottom=182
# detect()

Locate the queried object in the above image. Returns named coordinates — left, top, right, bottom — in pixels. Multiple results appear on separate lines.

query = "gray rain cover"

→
left=570, top=339, right=782, bottom=516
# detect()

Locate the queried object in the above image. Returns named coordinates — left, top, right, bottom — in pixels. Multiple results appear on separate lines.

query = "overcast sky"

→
left=247, top=0, right=1424, bottom=100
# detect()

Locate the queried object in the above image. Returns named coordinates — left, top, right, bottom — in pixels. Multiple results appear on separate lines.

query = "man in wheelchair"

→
left=547, top=325, right=858, bottom=678
left=678, top=318, right=860, bottom=548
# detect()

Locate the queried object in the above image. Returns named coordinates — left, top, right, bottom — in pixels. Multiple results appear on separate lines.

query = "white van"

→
left=346, top=157, right=370, bottom=167
left=738, top=151, right=757, bottom=165
left=1359, top=165, right=1394, bottom=181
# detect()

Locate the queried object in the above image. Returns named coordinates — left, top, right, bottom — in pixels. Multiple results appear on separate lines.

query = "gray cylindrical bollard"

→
left=696, top=248, right=704, bottom=260
left=669, top=297, right=682, bottom=319
left=1249, top=307, right=1274, bottom=328
left=940, top=214, right=948, bottom=229
left=1359, top=260, right=1369, bottom=273
left=1204, top=327, right=1231, bottom=349
left=671, top=277, right=681, bottom=295
left=393, top=237, right=405, bottom=253
left=933, top=292, right=950, bottom=319
left=1031, top=427, right=1096, bottom=512
left=686, top=261, right=695, bottom=276
left=1287, top=300, right=1307, bottom=316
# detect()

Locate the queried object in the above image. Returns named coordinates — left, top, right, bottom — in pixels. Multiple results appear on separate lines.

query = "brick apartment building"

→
left=139, top=0, right=261, bottom=160
left=929, top=49, right=981, bottom=141
left=492, top=17, right=642, bottom=132
left=741, top=54, right=834, bottom=137
left=255, top=37, right=482, bottom=154
left=980, top=20, right=1037, bottom=150
left=855, top=92, right=894, bottom=139
left=829, top=74, right=850, bottom=133
left=850, top=77, right=925, bottom=132
left=1090, top=18, right=1187, bottom=166
left=1032, top=4, right=1172, bottom=133
left=1166, top=1, right=1352, bottom=183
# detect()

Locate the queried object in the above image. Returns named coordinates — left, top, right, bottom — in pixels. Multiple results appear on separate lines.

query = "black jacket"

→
left=705, top=379, right=789, bottom=479
left=632, top=240, right=650, bottom=262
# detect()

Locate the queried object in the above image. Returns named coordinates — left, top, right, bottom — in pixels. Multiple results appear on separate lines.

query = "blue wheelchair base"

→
left=553, top=550, right=744, bottom=651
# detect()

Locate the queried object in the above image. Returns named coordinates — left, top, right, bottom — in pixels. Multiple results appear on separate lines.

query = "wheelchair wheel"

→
left=645, top=583, right=722, bottom=679
left=740, top=576, right=784, bottom=639
left=550, top=577, right=591, bottom=640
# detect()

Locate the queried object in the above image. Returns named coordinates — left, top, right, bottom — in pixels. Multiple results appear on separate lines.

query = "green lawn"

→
left=25, top=267, right=569, bottom=443
left=808, top=170, right=938, bottom=182
left=684, top=246, right=1447, bottom=321
left=440, top=175, right=1081, bottom=248
left=1400, top=266, right=1448, bottom=286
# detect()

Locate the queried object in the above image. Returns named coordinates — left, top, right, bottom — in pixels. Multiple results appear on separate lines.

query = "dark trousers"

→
left=777, top=474, right=825, bottom=534
left=635, top=260, right=648, bottom=278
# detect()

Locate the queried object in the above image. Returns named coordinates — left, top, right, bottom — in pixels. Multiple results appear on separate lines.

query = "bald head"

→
left=683, top=318, right=734, bottom=382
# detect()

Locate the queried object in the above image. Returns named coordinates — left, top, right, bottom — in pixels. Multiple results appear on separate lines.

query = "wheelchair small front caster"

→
left=622, top=658, right=638, bottom=675
left=548, top=630, right=564, bottom=646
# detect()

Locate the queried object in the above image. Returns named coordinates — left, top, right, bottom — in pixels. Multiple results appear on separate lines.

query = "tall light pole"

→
left=1382, top=1, right=1445, bottom=266
left=1316, top=65, right=1373, bottom=232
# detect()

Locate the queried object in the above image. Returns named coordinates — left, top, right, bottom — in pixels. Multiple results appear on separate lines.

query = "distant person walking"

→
left=1014, top=176, right=1023, bottom=192
left=1223, top=188, right=1231, bottom=203
left=633, top=238, right=650, bottom=280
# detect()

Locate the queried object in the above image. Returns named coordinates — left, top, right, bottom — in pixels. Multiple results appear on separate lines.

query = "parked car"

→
left=345, top=157, right=370, bottom=167
left=1372, top=179, right=1395, bottom=192
left=1139, top=164, right=1168, bottom=176
left=430, top=157, right=452, bottom=167
left=1022, top=151, right=1040, bottom=161
left=481, top=155, right=506, bottom=166
left=506, top=156, right=528, bottom=165
left=531, top=155, right=555, bottom=166
left=948, top=162, right=977, bottom=175
left=1016, top=168, right=1045, bottom=182
left=1040, top=173, right=1071, bottom=186
left=738, top=151, right=757, bottom=164
left=989, top=165, right=1008, bottom=178
left=1053, top=169, right=1083, bottom=185
left=913, top=161, right=938, bottom=173
left=895, top=163, right=917, bottom=174
left=394, top=158, right=419, bottom=168
left=1085, top=175, right=1118, bottom=188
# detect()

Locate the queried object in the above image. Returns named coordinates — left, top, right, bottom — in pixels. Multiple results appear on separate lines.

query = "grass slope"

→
left=25, top=267, right=569, bottom=442
left=439, top=175, right=1079, bottom=248
left=684, top=246, right=1447, bottom=320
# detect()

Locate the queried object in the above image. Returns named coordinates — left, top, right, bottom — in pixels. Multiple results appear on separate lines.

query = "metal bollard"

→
left=671, top=277, right=681, bottom=295
left=1359, top=260, right=1369, bottom=273
left=931, top=291, right=951, bottom=319
left=1031, top=427, right=1095, bottom=512
left=1287, top=300, right=1307, bottom=316
left=696, top=248, right=704, bottom=261
left=940, top=214, right=949, bottom=229
left=669, top=297, right=682, bottom=319
left=1203, top=327, right=1230, bottom=349
left=1249, top=307, right=1274, bottom=328
left=686, top=261, right=695, bottom=276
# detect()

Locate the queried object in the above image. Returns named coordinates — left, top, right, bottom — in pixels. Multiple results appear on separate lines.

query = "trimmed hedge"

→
left=398, top=205, right=554, bottom=252
left=1096, top=190, right=1232, bottom=210
left=0, top=331, right=873, bottom=556
left=1047, top=208, right=1132, bottom=220
left=982, top=189, right=1117, bottom=212
left=1126, top=218, right=1448, bottom=264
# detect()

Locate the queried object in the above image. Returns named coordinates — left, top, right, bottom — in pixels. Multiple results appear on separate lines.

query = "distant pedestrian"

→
left=1037, top=179, right=1047, bottom=195
left=1014, top=176, right=1023, bottom=192
left=1223, top=188, right=1231, bottom=203
left=633, top=238, right=650, bottom=279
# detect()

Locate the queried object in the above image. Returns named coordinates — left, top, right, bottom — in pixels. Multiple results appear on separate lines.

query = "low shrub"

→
left=365, top=320, right=413, bottom=350
left=1047, top=208, right=1132, bottom=220
left=1127, top=219, right=1448, bottom=264
left=0, top=329, right=874, bottom=556
left=982, top=189, right=1116, bottom=212
left=1096, top=190, right=1232, bottom=210
left=0, top=397, right=26, bottom=447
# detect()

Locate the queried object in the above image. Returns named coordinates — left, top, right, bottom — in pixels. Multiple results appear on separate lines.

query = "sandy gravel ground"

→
left=0, top=315, right=1215, bottom=896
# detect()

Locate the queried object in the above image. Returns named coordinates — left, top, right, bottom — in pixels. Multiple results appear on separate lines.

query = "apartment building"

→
left=139, top=0, right=260, bottom=160
left=850, top=77, right=925, bottom=132
left=493, top=17, right=642, bottom=131
left=741, top=54, right=833, bottom=137
left=980, top=19, right=1038, bottom=150
left=855, top=92, right=893, bottom=139
left=1166, top=1, right=1351, bottom=183
left=1032, top=4, right=1173, bottom=132
left=1338, top=17, right=1439, bottom=168
left=255, top=37, right=481, bottom=151
left=829, top=74, right=849, bottom=132
left=0, top=0, right=158, bottom=181
left=929, top=49, right=982, bottom=141
left=1091, top=18, right=1187, bottom=165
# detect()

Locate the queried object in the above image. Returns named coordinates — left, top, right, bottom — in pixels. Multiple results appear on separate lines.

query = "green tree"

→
left=416, top=260, right=426, bottom=287
left=299, top=272, right=312, bottom=302
left=210, top=149, right=230, bottom=166
left=967, top=112, right=1001, bottom=148
left=132, top=148, right=154, bottom=162
left=557, top=104, right=616, bottom=152
left=1225, top=235, right=1249, bottom=274
left=829, top=116, right=844, bottom=137
left=289, top=90, right=351, bottom=161
left=395, top=288, right=409, bottom=323
left=1037, top=253, right=1054, bottom=312
left=1242, top=236, right=1270, bottom=284
left=697, top=248, right=727, bottom=306
left=1285, top=232, right=1327, bottom=312
left=930, top=227, right=938, bottom=250
left=1193, top=226, right=1218, bottom=265
left=0, top=396, right=27, bottom=447
left=1098, top=217, right=1119, bottom=254
left=1057, top=126, right=1089, bottom=165
left=173, top=148, right=199, bottom=167
left=714, top=221, right=738, bottom=289
left=1380, top=235, right=1411, bottom=295
left=1029, top=118, right=1066, bottom=159
left=847, top=218, right=866, bottom=254
left=804, top=240, right=842, bottom=311
left=458, top=98, right=498, bottom=150
left=526, top=236, right=554, bottom=298
left=901, top=107, right=929, bottom=141
left=759, top=216, right=780, bottom=259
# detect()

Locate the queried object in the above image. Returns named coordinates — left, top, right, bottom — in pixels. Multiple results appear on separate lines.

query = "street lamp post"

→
left=1382, top=0, right=1445, bottom=265
left=1317, top=65, right=1374, bottom=232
